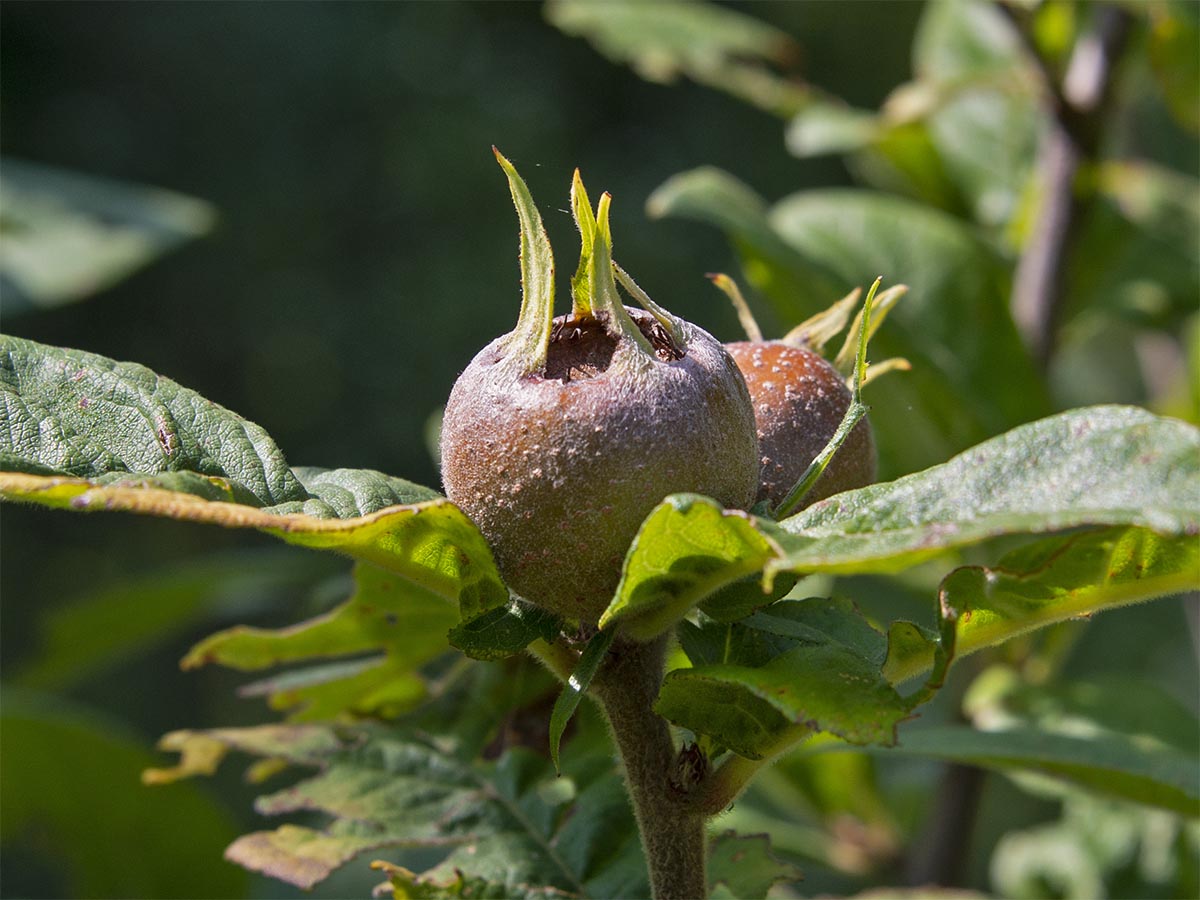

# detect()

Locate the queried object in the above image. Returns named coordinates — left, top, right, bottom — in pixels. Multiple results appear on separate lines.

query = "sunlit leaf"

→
left=785, top=101, right=880, bottom=157
left=880, top=523, right=1199, bottom=691
left=598, top=495, right=784, bottom=638
left=371, top=861, right=571, bottom=900
left=907, top=0, right=1041, bottom=228
left=149, top=723, right=651, bottom=896
left=773, top=406, right=1199, bottom=575
left=545, top=0, right=809, bottom=117
left=604, top=407, right=1199, bottom=642
left=1, top=334, right=304, bottom=503
left=182, top=562, right=459, bottom=720
left=0, top=159, right=216, bottom=313
left=657, top=598, right=911, bottom=759
left=912, top=0, right=1022, bottom=79
left=0, top=336, right=507, bottom=619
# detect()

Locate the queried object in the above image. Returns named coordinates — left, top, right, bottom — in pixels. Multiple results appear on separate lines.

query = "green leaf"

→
left=657, top=598, right=911, bottom=759
left=182, top=562, right=459, bottom=720
left=706, top=831, right=803, bottom=898
left=647, top=168, right=843, bottom=324
left=870, top=725, right=1199, bottom=817
left=657, top=642, right=909, bottom=759
left=0, top=335, right=507, bottom=619
left=913, top=0, right=1022, bottom=79
left=786, top=0, right=1045, bottom=229
left=774, top=406, right=1200, bottom=576
left=598, top=495, right=784, bottom=638
left=964, top=666, right=1200, bottom=757
left=676, top=615, right=796, bottom=671
left=149, top=723, right=650, bottom=897
left=933, top=526, right=1198, bottom=677
left=448, top=601, right=563, bottom=661
left=2, top=689, right=246, bottom=899
left=549, top=628, right=616, bottom=772
left=236, top=658, right=431, bottom=723
left=1, top=334, right=305, bottom=504
left=14, top=549, right=341, bottom=691
left=647, top=170, right=1049, bottom=476
left=545, top=0, right=809, bottom=117
left=371, top=862, right=574, bottom=900
left=1066, top=161, right=1200, bottom=326
left=1, top=468, right=505, bottom=618
left=0, top=158, right=216, bottom=313
left=881, top=523, right=1200, bottom=687
left=289, top=465, right=442, bottom=514
left=745, top=597, right=887, bottom=665
left=910, top=0, right=1041, bottom=227
left=785, top=102, right=880, bottom=157
left=699, top=572, right=799, bottom=623
left=990, top=790, right=1199, bottom=900
left=605, top=407, right=1199, bottom=642
left=848, top=119, right=970, bottom=215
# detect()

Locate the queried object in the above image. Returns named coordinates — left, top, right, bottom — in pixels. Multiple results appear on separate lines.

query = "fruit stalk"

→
left=592, top=636, right=708, bottom=900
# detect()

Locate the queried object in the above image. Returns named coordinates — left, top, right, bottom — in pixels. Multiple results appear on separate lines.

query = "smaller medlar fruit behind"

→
left=725, top=339, right=875, bottom=509
left=712, top=276, right=909, bottom=512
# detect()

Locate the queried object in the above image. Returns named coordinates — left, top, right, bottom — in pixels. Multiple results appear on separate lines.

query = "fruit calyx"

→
left=493, top=147, right=692, bottom=387
left=440, top=152, right=759, bottom=624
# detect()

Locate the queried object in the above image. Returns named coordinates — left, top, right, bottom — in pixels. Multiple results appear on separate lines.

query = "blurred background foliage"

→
left=1, top=1, right=1196, bottom=898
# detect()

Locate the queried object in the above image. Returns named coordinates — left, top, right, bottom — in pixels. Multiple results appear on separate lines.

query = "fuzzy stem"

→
left=592, top=636, right=708, bottom=900
left=697, top=724, right=811, bottom=817
left=525, top=638, right=578, bottom=683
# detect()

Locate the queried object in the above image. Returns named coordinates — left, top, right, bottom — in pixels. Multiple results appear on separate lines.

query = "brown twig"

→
left=904, top=762, right=987, bottom=887
left=1007, top=3, right=1134, bottom=369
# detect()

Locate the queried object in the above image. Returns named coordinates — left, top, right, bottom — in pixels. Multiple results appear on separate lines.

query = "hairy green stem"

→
left=526, top=638, right=578, bottom=683
left=592, top=636, right=708, bottom=900
left=697, top=724, right=811, bottom=817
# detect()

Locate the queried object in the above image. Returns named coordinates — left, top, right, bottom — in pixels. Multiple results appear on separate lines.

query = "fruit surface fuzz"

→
left=441, top=307, right=758, bottom=624
left=725, top=340, right=875, bottom=509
